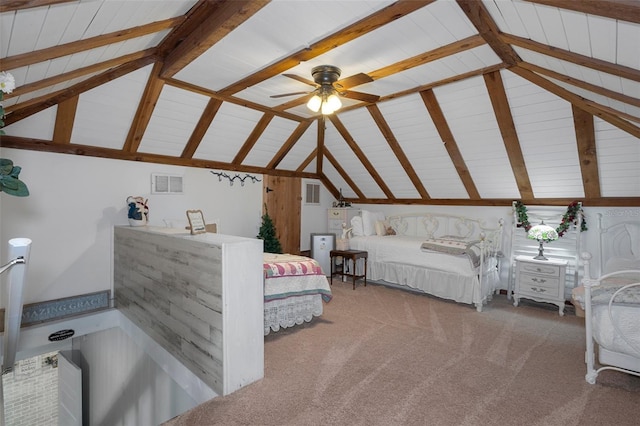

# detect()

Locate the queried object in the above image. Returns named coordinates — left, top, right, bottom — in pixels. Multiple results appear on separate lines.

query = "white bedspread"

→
left=349, top=235, right=478, bottom=276
left=349, top=235, right=497, bottom=307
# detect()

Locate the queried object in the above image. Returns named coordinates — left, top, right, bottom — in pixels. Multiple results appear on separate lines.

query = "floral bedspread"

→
left=263, top=253, right=332, bottom=302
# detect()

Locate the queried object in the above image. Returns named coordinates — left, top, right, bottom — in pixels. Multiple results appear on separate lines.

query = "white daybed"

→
left=573, top=217, right=640, bottom=384
left=263, top=253, right=332, bottom=335
left=348, top=211, right=504, bottom=312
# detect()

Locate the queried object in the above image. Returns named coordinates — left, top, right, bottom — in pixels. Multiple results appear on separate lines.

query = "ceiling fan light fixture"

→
left=326, top=93, right=342, bottom=111
left=307, top=94, right=322, bottom=112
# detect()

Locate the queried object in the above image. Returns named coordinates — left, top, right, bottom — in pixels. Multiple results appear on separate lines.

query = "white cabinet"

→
left=327, top=208, right=359, bottom=236
left=513, top=255, right=568, bottom=316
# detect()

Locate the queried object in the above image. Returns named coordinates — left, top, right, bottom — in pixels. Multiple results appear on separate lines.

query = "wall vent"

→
left=151, top=173, right=184, bottom=194
left=305, top=183, right=320, bottom=204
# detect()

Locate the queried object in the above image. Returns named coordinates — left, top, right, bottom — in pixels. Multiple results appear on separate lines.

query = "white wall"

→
left=299, top=178, right=335, bottom=252
left=0, top=148, right=263, bottom=305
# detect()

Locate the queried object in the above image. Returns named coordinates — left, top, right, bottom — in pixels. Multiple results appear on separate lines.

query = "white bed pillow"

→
left=375, top=220, right=388, bottom=236
left=351, top=216, right=364, bottom=237
left=361, top=210, right=385, bottom=236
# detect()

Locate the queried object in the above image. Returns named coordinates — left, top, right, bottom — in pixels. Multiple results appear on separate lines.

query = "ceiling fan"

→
left=270, top=65, right=380, bottom=114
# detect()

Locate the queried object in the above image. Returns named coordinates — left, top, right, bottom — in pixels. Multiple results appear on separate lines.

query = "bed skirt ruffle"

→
left=264, top=294, right=324, bottom=335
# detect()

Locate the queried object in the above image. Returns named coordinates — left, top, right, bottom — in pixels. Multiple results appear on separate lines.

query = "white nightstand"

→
left=513, top=255, right=568, bottom=316
left=327, top=208, right=358, bottom=236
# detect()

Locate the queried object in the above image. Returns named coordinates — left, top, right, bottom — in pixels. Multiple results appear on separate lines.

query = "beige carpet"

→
left=165, top=282, right=640, bottom=426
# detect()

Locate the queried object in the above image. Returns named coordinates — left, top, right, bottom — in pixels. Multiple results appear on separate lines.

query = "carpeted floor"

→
left=164, top=281, right=639, bottom=426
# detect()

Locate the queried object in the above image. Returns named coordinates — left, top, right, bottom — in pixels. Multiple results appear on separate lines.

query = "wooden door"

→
left=263, top=175, right=301, bottom=254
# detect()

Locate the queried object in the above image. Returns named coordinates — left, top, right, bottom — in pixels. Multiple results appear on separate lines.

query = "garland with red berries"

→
left=514, top=201, right=587, bottom=238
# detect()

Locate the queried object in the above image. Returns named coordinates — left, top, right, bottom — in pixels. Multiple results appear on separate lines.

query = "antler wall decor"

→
left=210, top=171, right=262, bottom=186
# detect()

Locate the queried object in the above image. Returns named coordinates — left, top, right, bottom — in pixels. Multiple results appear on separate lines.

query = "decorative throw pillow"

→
left=374, top=220, right=388, bottom=236
left=351, top=216, right=364, bottom=237
left=362, top=210, right=386, bottom=236
left=386, top=226, right=396, bottom=235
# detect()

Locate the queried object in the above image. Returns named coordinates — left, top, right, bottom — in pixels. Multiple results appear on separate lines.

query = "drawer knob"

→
left=531, top=287, right=546, bottom=293
left=532, top=278, right=547, bottom=284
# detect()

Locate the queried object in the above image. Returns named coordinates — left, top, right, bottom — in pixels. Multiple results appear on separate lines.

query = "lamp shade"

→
left=527, top=222, right=558, bottom=242
left=306, top=94, right=322, bottom=112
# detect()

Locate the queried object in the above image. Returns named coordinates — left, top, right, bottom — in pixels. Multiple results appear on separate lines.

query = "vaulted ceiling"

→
left=0, top=0, right=638, bottom=206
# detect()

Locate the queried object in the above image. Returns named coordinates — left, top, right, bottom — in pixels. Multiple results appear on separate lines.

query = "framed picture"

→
left=186, top=210, right=206, bottom=235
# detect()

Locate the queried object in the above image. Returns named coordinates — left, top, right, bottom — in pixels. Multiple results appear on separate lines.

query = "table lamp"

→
left=527, top=221, right=558, bottom=261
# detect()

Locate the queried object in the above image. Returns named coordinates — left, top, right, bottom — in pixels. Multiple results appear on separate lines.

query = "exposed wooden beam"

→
left=366, top=104, right=431, bottom=200
left=369, top=35, right=486, bottom=80
left=340, top=63, right=506, bottom=114
left=340, top=197, right=640, bottom=207
left=4, top=56, right=156, bottom=126
left=328, top=115, right=396, bottom=200
left=572, top=105, right=601, bottom=199
left=272, top=35, right=489, bottom=113
left=218, top=0, right=435, bottom=96
left=5, top=50, right=157, bottom=100
left=296, top=147, right=317, bottom=173
left=319, top=173, right=340, bottom=200
left=3, top=136, right=637, bottom=207
left=419, top=89, right=480, bottom=200
left=456, top=0, right=521, bottom=66
left=122, top=62, right=165, bottom=153
left=160, top=0, right=269, bottom=78
left=267, top=120, right=312, bottom=169
left=0, top=0, right=74, bottom=13
left=324, top=148, right=366, bottom=200
left=519, top=62, right=640, bottom=109
left=483, top=71, right=534, bottom=199
left=510, top=66, right=640, bottom=139
left=501, top=33, right=640, bottom=83
left=181, top=98, right=223, bottom=159
left=523, top=0, right=640, bottom=25
left=232, top=113, right=274, bottom=164
left=164, top=78, right=305, bottom=122
left=52, top=95, right=78, bottom=144
left=0, top=135, right=318, bottom=179
left=0, top=17, right=183, bottom=71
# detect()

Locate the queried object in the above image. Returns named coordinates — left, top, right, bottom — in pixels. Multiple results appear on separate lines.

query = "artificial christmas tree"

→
left=257, top=206, right=283, bottom=254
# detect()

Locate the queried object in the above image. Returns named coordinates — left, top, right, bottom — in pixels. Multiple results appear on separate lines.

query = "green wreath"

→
left=514, top=201, right=587, bottom=238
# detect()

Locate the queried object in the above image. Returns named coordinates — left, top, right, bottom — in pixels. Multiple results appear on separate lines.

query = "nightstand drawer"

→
left=520, top=262, right=561, bottom=277
left=519, top=273, right=559, bottom=291
left=328, top=209, right=347, bottom=221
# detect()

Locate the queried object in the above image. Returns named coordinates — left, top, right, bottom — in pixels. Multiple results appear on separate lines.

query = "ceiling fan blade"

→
left=336, top=73, right=373, bottom=89
left=270, top=91, right=311, bottom=98
left=341, top=90, right=380, bottom=103
left=282, top=74, right=317, bottom=87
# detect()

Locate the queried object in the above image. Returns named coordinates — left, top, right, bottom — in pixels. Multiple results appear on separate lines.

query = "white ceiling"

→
left=1, top=0, right=638, bottom=205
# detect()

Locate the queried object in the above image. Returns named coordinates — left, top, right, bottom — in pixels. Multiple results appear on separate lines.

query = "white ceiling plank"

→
left=502, top=70, right=584, bottom=199
left=7, top=7, right=48, bottom=56
left=73, top=67, right=151, bottom=150
left=139, top=85, right=211, bottom=157
left=617, top=21, right=640, bottom=69
left=434, top=76, right=520, bottom=199
left=195, top=103, right=264, bottom=163
left=559, top=9, right=591, bottom=58
left=533, top=3, right=569, bottom=50
left=587, top=15, right=617, bottom=64
left=243, top=117, right=300, bottom=167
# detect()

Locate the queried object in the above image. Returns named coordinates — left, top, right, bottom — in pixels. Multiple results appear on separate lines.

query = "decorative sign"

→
left=48, top=329, right=75, bottom=342
left=186, top=209, right=206, bottom=235
left=0, top=290, right=110, bottom=331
